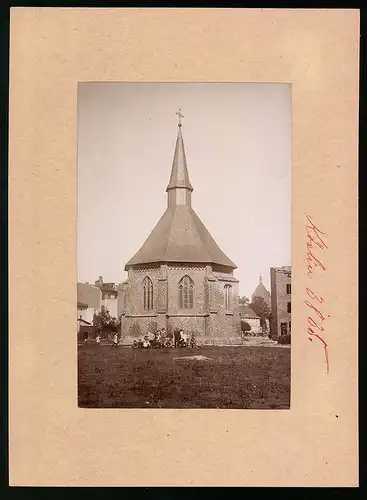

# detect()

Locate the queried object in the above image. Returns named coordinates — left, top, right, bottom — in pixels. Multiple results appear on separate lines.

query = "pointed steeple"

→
left=125, top=109, right=237, bottom=271
left=166, top=110, right=193, bottom=207
left=252, top=274, right=271, bottom=306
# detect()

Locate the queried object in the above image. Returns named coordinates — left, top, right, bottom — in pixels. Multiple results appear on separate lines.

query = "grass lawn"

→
left=78, top=345, right=290, bottom=409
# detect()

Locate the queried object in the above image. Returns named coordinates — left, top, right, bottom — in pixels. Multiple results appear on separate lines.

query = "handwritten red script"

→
left=305, top=215, right=329, bottom=373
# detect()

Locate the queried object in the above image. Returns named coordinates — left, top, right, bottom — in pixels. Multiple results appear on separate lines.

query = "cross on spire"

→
left=176, top=108, right=184, bottom=127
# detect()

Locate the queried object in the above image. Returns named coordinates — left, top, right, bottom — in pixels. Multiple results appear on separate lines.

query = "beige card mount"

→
left=9, top=8, right=359, bottom=487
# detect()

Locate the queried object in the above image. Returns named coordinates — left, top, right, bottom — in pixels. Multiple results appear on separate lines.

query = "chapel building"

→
left=120, top=114, right=241, bottom=341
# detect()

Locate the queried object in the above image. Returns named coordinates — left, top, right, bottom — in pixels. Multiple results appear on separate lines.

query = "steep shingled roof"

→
left=125, top=205, right=236, bottom=269
left=239, top=305, right=260, bottom=319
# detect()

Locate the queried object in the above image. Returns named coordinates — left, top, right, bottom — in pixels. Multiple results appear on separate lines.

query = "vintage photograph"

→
left=77, top=82, right=291, bottom=409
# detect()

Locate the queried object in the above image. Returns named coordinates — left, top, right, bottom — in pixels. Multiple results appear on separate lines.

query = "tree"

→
left=249, top=296, right=271, bottom=332
left=259, top=316, right=267, bottom=330
left=241, top=320, right=252, bottom=334
left=93, top=307, right=121, bottom=339
left=239, top=296, right=250, bottom=306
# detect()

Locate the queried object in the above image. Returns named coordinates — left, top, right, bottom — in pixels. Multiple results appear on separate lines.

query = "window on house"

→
left=224, top=285, right=232, bottom=310
left=287, top=301, right=291, bottom=313
left=281, top=322, right=287, bottom=335
left=143, top=276, right=153, bottom=310
left=286, top=283, right=291, bottom=294
left=178, top=275, right=194, bottom=309
left=289, top=321, right=291, bottom=333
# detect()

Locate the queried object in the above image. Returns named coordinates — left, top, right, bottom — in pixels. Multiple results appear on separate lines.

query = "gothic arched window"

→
left=178, top=275, right=194, bottom=309
left=224, top=285, right=232, bottom=310
left=143, top=276, right=153, bottom=310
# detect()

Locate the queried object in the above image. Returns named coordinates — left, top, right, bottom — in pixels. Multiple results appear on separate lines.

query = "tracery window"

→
left=143, top=276, right=153, bottom=310
left=224, top=284, right=232, bottom=310
left=178, top=275, right=194, bottom=309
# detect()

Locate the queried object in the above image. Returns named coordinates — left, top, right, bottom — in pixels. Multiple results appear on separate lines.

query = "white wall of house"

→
left=77, top=306, right=95, bottom=325
left=244, top=317, right=261, bottom=333
left=103, top=297, right=118, bottom=319
left=242, top=317, right=270, bottom=334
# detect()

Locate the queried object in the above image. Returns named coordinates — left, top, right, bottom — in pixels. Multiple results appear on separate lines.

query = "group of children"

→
left=135, top=328, right=197, bottom=349
left=173, top=329, right=195, bottom=348
left=89, top=329, right=198, bottom=349
left=85, top=333, right=118, bottom=346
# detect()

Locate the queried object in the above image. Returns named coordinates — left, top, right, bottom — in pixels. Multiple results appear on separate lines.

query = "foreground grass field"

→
left=78, top=345, right=290, bottom=409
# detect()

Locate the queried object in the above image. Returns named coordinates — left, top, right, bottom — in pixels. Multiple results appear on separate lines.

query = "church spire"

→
left=166, top=109, right=193, bottom=207
left=259, top=273, right=263, bottom=283
left=166, top=109, right=193, bottom=191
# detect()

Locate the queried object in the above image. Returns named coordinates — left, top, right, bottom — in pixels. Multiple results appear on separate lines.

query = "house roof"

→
left=213, top=272, right=239, bottom=283
left=239, top=305, right=260, bottom=319
left=125, top=205, right=236, bottom=270
left=100, top=283, right=116, bottom=290
left=77, top=317, right=92, bottom=325
left=77, top=282, right=101, bottom=310
left=77, top=301, right=88, bottom=309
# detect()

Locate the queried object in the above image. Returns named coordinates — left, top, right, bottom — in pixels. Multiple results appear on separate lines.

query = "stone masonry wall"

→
left=125, top=266, right=161, bottom=315
left=212, top=274, right=241, bottom=338
left=270, top=267, right=291, bottom=337
left=165, top=264, right=207, bottom=336
left=166, top=264, right=207, bottom=315
left=121, top=263, right=241, bottom=340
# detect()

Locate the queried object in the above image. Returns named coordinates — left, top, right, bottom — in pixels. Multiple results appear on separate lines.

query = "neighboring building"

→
left=252, top=274, right=271, bottom=307
left=117, top=281, right=129, bottom=319
left=119, top=115, right=241, bottom=341
left=77, top=282, right=102, bottom=324
left=94, top=276, right=119, bottom=318
left=239, top=305, right=261, bottom=334
left=77, top=316, right=94, bottom=342
left=77, top=282, right=101, bottom=341
left=270, top=266, right=291, bottom=337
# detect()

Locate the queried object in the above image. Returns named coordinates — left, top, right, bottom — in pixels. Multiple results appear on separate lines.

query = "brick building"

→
left=270, top=266, right=291, bottom=337
left=119, top=115, right=241, bottom=342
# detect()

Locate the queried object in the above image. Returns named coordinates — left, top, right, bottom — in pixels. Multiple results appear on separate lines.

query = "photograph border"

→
left=9, top=8, right=359, bottom=486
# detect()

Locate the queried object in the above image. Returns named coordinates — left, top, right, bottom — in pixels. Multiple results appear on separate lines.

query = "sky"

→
left=77, top=82, right=291, bottom=298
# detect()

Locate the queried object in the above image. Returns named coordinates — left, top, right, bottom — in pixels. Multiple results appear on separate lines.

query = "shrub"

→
left=241, top=320, right=252, bottom=334
left=278, top=334, right=291, bottom=345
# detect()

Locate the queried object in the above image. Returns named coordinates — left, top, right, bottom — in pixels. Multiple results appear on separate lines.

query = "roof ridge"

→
left=189, top=208, right=236, bottom=268
left=162, top=206, right=176, bottom=260
left=187, top=207, right=213, bottom=262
